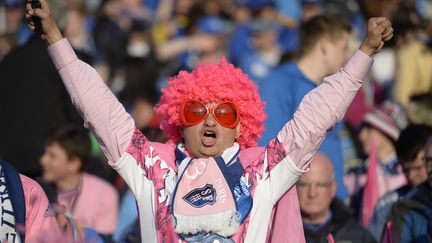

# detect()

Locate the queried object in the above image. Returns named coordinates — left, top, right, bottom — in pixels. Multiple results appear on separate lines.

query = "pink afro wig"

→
left=155, top=58, right=266, bottom=149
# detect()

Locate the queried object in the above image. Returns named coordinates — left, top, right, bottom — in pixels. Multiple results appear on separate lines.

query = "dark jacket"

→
left=304, top=198, right=376, bottom=243
left=388, top=179, right=432, bottom=243
left=0, top=36, right=81, bottom=175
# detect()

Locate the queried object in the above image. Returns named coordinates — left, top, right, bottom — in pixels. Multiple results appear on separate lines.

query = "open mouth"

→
left=202, top=131, right=217, bottom=146
left=203, top=131, right=216, bottom=138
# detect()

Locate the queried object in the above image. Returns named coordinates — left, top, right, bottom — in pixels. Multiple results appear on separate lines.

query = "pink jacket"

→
left=20, top=174, right=62, bottom=242
left=48, top=39, right=373, bottom=243
left=57, top=173, right=119, bottom=234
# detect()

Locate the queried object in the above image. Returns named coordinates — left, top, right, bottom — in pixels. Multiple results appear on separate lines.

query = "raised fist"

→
left=25, top=0, right=63, bottom=45
left=359, top=17, right=394, bottom=57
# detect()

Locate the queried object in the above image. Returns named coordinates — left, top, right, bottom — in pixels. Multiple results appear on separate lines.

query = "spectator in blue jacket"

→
left=259, top=13, right=352, bottom=199
left=387, top=135, right=432, bottom=242
left=238, top=19, right=281, bottom=86
left=368, top=124, right=432, bottom=241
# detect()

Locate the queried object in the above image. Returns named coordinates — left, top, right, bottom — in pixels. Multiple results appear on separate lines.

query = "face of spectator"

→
left=232, top=6, right=250, bottom=24
left=40, top=143, right=80, bottom=183
left=406, top=101, right=432, bottom=126
left=5, top=7, right=24, bottom=34
left=176, top=0, right=194, bottom=15
left=402, top=149, right=428, bottom=188
left=193, top=31, right=225, bottom=55
left=324, top=31, right=350, bottom=75
left=64, top=9, right=85, bottom=39
left=359, top=126, right=392, bottom=155
left=182, top=102, right=240, bottom=158
left=253, top=29, right=278, bottom=52
left=297, top=153, right=336, bottom=223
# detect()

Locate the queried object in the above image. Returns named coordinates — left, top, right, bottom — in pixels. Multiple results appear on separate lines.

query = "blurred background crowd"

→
left=1, top=0, right=432, bottom=242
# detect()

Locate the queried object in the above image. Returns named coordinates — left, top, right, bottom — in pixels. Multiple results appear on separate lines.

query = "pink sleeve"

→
left=20, top=175, right=63, bottom=242
left=277, top=50, right=373, bottom=170
left=48, top=39, right=135, bottom=163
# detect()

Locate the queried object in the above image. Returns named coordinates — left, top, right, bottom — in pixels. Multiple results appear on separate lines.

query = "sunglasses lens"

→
left=183, top=101, right=208, bottom=125
left=214, top=102, right=238, bottom=127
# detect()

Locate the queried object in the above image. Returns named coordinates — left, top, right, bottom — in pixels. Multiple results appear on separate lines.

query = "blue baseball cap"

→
left=196, top=16, right=227, bottom=35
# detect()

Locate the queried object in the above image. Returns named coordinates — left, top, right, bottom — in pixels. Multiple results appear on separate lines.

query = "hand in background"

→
left=25, top=0, right=63, bottom=45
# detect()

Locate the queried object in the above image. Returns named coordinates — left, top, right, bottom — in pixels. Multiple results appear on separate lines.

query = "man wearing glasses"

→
left=387, top=136, right=432, bottom=242
left=368, top=124, right=432, bottom=241
left=297, top=153, right=375, bottom=243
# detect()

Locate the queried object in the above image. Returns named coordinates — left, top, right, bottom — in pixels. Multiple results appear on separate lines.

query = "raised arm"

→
left=278, top=17, right=393, bottom=170
left=26, top=0, right=134, bottom=162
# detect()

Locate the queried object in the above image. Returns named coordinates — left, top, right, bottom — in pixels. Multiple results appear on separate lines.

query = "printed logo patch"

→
left=182, top=184, right=217, bottom=208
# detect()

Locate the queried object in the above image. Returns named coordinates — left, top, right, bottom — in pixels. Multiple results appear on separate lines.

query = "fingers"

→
left=378, top=41, right=384, bottom=51
left=368, top=17, right=393, bottom=43
left=26, top=5, right=48, bottom=20
left=367, top=17, right=387, bottom=29
left=25, top=1, right=32, bottom=12
left=33, top=7, right=49, bottom=20
left=39, top=0, right=51, bottom=12
left=372, top=19, right=391, bottom=36
left=369, top=17, right=388, bottom=25
left=382, top=29, right=394, bottom=41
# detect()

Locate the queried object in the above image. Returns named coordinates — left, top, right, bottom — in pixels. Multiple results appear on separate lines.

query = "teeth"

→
left=204, top=131, right=216, bottom=138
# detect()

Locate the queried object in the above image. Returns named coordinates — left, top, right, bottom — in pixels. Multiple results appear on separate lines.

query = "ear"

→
left=235, top=123, right=241, bottom=140
left=319, top=37, right=331, bottom=56
left=68, top=157, right=82, bottom=173
left=330, top=180, right=337, bottom=198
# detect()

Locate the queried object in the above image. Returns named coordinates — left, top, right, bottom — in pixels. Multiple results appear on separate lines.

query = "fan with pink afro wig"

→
left=155, top=57, right=266, bottom=149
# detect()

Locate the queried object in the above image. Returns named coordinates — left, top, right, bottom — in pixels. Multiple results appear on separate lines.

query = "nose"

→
left=204, top=112, right=217, bottom=127
left=40, top=153, right=49, bottom=166
left=307, top=184, right=317, bottom=198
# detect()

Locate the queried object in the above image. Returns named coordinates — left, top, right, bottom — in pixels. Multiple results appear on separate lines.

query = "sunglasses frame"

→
left=180, top=100, right=240, bottom=128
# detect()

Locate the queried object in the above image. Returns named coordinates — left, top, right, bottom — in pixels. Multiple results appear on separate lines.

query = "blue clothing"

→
left=303, top=212, right=333, bottom=232
left=274, top=0, right=301, bottom=22
left=228, top=24, right=253, bottom=65
left=278, top=27, right=300, bottom=53
left=388, top=180, right=432, bottom=243
left=113, top=190, right=139, bottom=242
left=238, top=51, right=278, bottom=86
left=368, top=184, right=412, bottom=241
left=84, top=228, right=105, bottom=243
left=258, top=62, right=348, bottom=199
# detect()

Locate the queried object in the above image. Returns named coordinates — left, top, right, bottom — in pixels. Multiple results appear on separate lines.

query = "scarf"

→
left=172, top=143, right=252, bottom=239
left=0, top=158, right=26, bottom=243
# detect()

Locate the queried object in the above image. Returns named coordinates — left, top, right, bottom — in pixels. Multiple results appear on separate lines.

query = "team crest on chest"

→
left=182, top=184, right=217, bottom=208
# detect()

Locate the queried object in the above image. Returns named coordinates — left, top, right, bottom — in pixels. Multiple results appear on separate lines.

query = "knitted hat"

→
left=363, top=101, right=408, bottom=141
